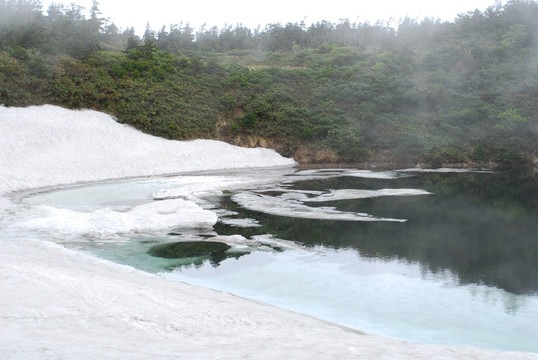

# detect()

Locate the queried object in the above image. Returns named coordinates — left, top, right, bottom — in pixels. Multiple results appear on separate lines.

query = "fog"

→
left=39, top=0, right=506, bottom=34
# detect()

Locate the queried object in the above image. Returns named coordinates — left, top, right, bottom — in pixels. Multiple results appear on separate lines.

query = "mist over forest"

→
left=1, top=0, right=537, bottom=166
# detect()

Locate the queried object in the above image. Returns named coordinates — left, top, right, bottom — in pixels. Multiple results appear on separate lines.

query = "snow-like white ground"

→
left=0, top=105, right=296, bottom=195
left=1, top=105, right=537, bottom=359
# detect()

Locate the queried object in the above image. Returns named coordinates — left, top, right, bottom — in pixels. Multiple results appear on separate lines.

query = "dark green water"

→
left=214, top=169, right=538, bottom=295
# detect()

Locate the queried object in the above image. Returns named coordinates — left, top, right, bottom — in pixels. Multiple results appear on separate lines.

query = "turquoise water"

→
left=18, top=168, right=538, bottom=352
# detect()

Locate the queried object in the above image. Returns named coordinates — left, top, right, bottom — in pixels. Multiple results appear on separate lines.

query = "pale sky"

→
left=41, top=0, right=503, bottom=34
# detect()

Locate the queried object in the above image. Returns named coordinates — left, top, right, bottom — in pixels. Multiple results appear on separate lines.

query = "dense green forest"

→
left=1, top=0, right=537, bottom=166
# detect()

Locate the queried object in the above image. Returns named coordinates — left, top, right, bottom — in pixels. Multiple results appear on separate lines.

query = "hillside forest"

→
left=1, top=0, right=537, bottom=166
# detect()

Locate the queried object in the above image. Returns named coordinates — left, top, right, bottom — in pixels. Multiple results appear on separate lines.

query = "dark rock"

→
left=148, top=241, right=231, bottom=259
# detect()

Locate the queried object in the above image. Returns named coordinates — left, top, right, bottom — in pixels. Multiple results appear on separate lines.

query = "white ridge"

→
left=0, top=105, right=296, bottom=195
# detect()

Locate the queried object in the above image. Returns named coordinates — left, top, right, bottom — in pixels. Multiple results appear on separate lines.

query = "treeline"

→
left=1, top=0, right=537, bottom=166
left=149, top=20, right=394, bottom=52
left=0, top=0, right=396, bottom=54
